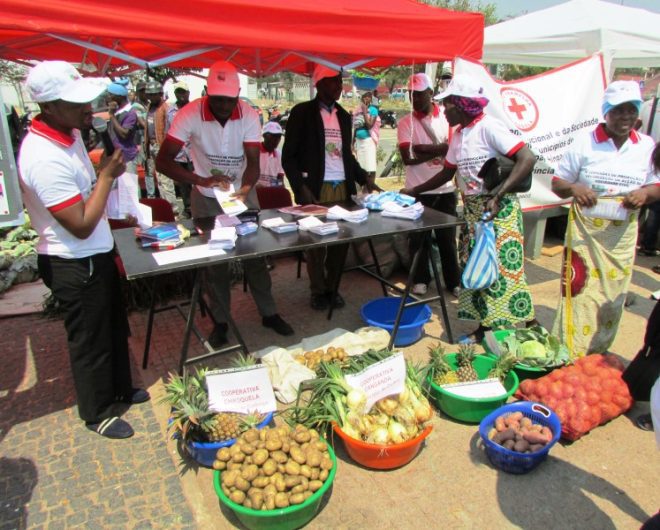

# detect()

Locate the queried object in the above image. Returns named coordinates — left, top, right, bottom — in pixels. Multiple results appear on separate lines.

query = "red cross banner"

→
left=453, top=55, right=607, bottom=211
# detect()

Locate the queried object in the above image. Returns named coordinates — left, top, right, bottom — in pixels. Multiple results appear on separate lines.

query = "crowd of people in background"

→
left=10, top=57, right=660, bottom=439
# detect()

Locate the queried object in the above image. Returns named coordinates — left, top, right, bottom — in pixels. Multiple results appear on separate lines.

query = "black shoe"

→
left=326, top=292, right=345, bottom=309
left=117, top=388, right=150, bottom=404
left=639, top=247, right=660, bottom=256
left=310, top=294, right=329, bottom=310
left=262, top=314, right=294, bottom=336
left=86, top=417, right=134, bottom=439
left=208, top=323, right=229, bottom=348
left=636, top=413, right=654, bottom=431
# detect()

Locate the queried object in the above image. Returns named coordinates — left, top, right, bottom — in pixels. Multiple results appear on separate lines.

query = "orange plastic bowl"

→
left=332, top=423, right=433, bottom=469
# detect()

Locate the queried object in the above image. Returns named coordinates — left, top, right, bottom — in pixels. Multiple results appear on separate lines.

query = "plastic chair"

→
left=255, top=186, right=303, bottom=279
left=139, top=197, right=176, bottom=223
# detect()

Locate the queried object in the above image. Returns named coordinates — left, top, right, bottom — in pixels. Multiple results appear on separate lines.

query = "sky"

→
left=490, top=0, right=660, bottom=18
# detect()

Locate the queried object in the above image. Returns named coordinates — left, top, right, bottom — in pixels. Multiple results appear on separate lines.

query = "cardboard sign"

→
left=345, top=352, right=406, bottom=412
left=206, top=365, right=277, bottom=414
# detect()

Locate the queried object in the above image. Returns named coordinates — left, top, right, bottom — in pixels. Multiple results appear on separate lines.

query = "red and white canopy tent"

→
left=0, top=0, right=483, bottom=77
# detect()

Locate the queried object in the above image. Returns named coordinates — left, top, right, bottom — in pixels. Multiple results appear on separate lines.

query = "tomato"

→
left=564, top=372, right=584, bottom=388
left=554, top=403, right=569, bottom=425
left=590, top=406, right=602, bottom=426
left=611, top=394, right=632, bottom=411
left=565, top=399, right=578, bottom=419
left=550, top=381, right=564, bottom=400
left=573, top=387, right=587, bottom=402
left=543, top=396, right=558, bottom=411
left=535, top=379, right=550, bottom=398
left=576, top=401, right=592, bottom=421
left=581, top=363, right=600, bottom=377
left=584, top=378, right=602, bottom=393
left=520, top=379, right=536, bottom=395
left=585, top=391, right=600, bottom=406
left=569, top=417, right=589, bottom=434
left=601, top=378, right=618, bottom=392
left=600, top=402, right=620, bottom=422
left=548, top=370, right=563, bottom=382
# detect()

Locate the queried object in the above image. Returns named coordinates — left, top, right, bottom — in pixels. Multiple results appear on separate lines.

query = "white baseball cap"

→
left=602, top=80, right=642, bottom=116
left=173, top=80, right=189, bottom=92
left=434, top=73, right=486, bottom=100
left=207, top=61, right=240, bottom=97
left=312, top=64, right=342, bottom=86
left=26, top=61, right=107, bottom=104
left=262, top=121, right=283, bottom=135
left=408, top=73, right=433, bottom=92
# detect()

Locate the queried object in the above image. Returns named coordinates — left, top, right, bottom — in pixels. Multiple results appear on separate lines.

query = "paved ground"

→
left=1, top=240, right=659, bottom=529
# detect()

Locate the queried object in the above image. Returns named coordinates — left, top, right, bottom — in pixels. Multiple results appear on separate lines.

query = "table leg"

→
left=178, top=270, right=201, bottom=374
left=141, top=279, right=157, bottom=369
left=367, top=239, right=388, bottom=297
left=426, top=235, right=454, bottom=343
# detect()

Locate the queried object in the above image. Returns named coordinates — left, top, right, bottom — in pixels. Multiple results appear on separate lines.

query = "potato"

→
left=540, top=426, right=553, bottom=443
left=308, top=480, right=323, bottom=492
left=252, top=476, right=270, bottom=488
left=299, top=464, right=312, bottom=478
left=281, top=440, right=290, bottom=454
left=293, top=430, right=311, bottom=444
left=274, top=492, right=290, bottom=508
left=234, top=476, right=250, bottom=492
left=229, top=489, right=246, bottom=504
left=309, top=429, right=321, bottom=440
left=252, top=448, right=269, bottom=466
left=265, top=438, right=282, bottom=452
left=241, top=464, right=259, bottom=482
left=522, top=431, right=548, bottom=445
left=231, top=452, right=246, bottom=463
left=319, top=469, right=329, bottom=481
left=263, top=484, right=277, bottom=497
left=216, top=447, right=231, bottom=462
left=529, top=443, right=544, bottom=453
left=314, top=440, right=327, bottom=452
left=520, top=417, right=533, bottom=429
left=243, top=428, right=260, bottom=443
left=290, top=493, right=306, bottom=505
left=213, top=460, right=226, bottom=471
left=285, top=460, right=301, bottom=476
left=278, top=464, right=286, bottom=474
left=249, top=491, right=264, bottom=510
left=497, top=428, right=516, bottom=443
left=265, top=495, right=276, bottom=511
left=320, top=456, right=333, bottom=470
left=502, top=439, right=516, bottom=450
left=305, top=449, right=323, bottom=468
left=227, top=462, right=242, bottom=471
left=243, top=498, right=253, bottom=509
left=303, top=491, right=313, bottom=500
left=262, top=458, right=278, bottom=476
left=239, top=442, right=255, bottom=455
left=230, top=443, right=243, bottom=456
left=274, top=475, right=286, bottom=493
left=259, top=429, right=268, bottom=441
left=494, top=415, right=506, bottom=432
left=284, top=475, right=301, bottom=488
left=289, top=446, right=306, bottom=465
left=291, top=484, right=305, bottom=494
left=222, top=484, right=231, bottom=497
left=310, top=467, right=320, bottom=480
left=222, top=470, right=239, bottom=487
left=513, top=439, right=530, bottom=453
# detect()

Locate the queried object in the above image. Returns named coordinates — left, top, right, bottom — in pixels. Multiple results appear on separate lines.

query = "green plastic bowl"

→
left=214, top=442, right=337, bottom=530
left=482, top=329, right=554, bottom=381
left=427, top=354, right=519, bottom=423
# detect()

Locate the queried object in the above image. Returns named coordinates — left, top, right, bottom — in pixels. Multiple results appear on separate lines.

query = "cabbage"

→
left=520, top=340, right=546, bottom=359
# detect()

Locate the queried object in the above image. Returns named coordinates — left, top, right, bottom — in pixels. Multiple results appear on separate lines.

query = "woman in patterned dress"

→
left=402, top=74, right=537, bottom=342
left=552, top=81, right=660, bottom=356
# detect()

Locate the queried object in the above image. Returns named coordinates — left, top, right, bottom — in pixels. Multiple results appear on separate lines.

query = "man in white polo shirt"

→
left=18, top=61, right=149, bottom=440
left=156, top=61, right=293, bottom=346
left=257, top=121, right=285, bottom=189
left=397, top=73, right=460, bottom=298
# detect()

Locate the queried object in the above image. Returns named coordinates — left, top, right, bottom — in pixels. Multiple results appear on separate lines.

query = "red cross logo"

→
left=500, top=87, right=539, bottom=132
left=507, top=98, right=527, bottom=120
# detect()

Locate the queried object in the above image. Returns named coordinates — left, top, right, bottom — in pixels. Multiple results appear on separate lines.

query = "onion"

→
left=387, top=420, right=408, bottom=444
left=341, top=424, right=362, bottom=441
left=346, top=387, right=367, bottom=412
left=376, top=396, right=399, bottom=416
left=366, top=426, right=389, bottom=445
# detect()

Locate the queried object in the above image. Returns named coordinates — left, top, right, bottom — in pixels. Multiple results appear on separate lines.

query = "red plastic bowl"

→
left=332, top=423, right=433, bottom=469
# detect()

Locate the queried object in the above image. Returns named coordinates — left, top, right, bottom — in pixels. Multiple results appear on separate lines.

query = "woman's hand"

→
left=571, top=183, right=598, bottom=208
left=400, top=187, right=415, bottom=196
left=622, top=188, right=647, bottom=210
left=484, top=195, right=501, bottom=221
left=299, top=185, right=317, bottom=205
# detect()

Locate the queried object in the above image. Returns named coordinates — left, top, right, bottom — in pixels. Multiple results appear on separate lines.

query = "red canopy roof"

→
left=0, top=0, right=483, bottom=76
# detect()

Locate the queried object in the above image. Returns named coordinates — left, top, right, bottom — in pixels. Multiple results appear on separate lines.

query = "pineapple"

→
left=456, top=343, right=479, bottom=382
left=206, top=412, right=242, bottom=441
left=488, top=352, right=517, bottom=382
left=428, top=343, right=460, bottom=386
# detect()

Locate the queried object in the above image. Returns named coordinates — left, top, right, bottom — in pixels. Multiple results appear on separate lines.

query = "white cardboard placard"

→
left=344, top=352, right=406, bottom=412
left=206, top=365, right=277, bottom=414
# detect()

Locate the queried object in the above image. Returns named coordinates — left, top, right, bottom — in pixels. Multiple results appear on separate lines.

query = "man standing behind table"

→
left=18, top=61, right=149, bottom=440
left=166, top=80, right=193, bottom=218
left=397, top=73, right=461, bottom=298
left=106, top=82, right=139, bottom=173
left=257, top=121, right=285, bottom=189
left=282, top=64, right=379, bottom=310
left=156, top=60, right=294, bottom=347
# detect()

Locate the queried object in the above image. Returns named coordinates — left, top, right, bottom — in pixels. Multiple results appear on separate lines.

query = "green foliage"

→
left=422, top=0, right=498, bottom=26
left=500, top=326, right=571, bottom=368
left=128, top=66, right=203, bottom=85
left=0, top=61, right=27, bottom=83
left=499, top=64, right=551, bottom=81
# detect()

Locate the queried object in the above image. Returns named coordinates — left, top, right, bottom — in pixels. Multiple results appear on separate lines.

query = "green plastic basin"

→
left=482, top=329, right=554, bottom=381
left=214, top=442, right=336, bottom=530
left=427, top=354, right=519, bottom=423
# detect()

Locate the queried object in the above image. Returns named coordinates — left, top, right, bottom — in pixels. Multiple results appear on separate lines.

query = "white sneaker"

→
left=452, top=287, right=461, bottom=298
left=412, top=283, right=428, bottom=295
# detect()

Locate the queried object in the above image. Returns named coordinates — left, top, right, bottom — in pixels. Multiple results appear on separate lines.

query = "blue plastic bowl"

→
left=360, top=297, right=432, bottom=346
left=185, top=412, right=274, bottom=467
left=353, top=76, right=379, bottom=91
left=478, top=402, right=561, bottom=474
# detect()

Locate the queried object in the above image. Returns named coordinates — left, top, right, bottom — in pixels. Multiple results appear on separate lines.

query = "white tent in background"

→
left=482, top=0, right=660, bottom=76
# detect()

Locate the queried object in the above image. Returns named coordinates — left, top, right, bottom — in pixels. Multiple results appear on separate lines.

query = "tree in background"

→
left=423, top=0, right=498, bottom=25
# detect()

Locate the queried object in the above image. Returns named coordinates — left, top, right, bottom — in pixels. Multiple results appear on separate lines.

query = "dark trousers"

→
left=176, top=161, right=193, bottom=214
left=38, top=252, right=133, bottom=423
left=409, top=192, right=460, bottom=290
left=641, top=201, right=660, bottom=250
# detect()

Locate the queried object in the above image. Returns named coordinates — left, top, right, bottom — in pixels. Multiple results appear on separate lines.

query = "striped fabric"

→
left=461, top=217, right=498, bottom=290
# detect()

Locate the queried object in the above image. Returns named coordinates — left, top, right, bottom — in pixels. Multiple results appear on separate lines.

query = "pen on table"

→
left=142, top=240, right=184, bottom=250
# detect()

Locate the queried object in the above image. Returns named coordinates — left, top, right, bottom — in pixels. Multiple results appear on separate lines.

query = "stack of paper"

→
left=309, top=222, right=339, bottom=236
left=262, top=217, right=299, bottom=233
left=440, top=378, right=507, bottom=399
left=381, top=201, right=424, bottom=220
left=208, top=227, right=237, bottom=250
left=297, top=216, right=324, bottom=231
left=215, top=214, right=242, bottom=227
left=213, top=186, right=248, bottom=216
left=362, top=191, right=416, bottom=211
left=236, top=222, right=258, bottom=236
left=326, top=206, right=368, bottom=223
left=582, top=201, right=628, bottom=221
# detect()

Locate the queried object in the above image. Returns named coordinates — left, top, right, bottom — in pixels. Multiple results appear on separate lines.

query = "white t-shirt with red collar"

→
left=320, top=105, right=345, bottom=182
left=554, top=123, right=658, bottom=194
left=166, top=97, right=261, bottom=198
left=258, top=145, right=284, bottom=187
left=397, top=104, right=454, bottom=194
left=18, top=116, right=113, bottom=259
left=445, top=113, right=525, bottom=196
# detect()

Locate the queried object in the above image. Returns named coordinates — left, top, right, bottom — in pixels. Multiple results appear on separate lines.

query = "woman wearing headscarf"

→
left=551, top=81, right=660, bottom=356
left=402, top=74, right=537, bottom=342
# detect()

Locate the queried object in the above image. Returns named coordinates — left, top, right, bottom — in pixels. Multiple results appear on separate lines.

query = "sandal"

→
left=636, top=413, right=654, bottom=432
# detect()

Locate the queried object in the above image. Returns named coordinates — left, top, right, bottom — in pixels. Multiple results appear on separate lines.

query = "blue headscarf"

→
left=107, top=82, right=128, bottom=97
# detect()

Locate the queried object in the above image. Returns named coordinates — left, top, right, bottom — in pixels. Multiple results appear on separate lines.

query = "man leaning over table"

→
left=156, top=60, right=294, bottom=348
left=18, top=61, right=149, bottom=440
left=282, top=64, right=380, bottom=311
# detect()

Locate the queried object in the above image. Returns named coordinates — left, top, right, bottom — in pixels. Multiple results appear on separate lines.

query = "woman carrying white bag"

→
left=402, top=74, right=538, bottom=343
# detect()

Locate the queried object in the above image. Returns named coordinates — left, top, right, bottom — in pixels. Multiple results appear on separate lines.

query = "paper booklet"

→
left=213, top=185, right=248, bottom=216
